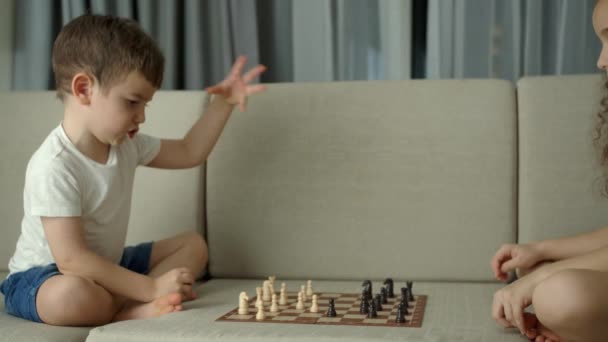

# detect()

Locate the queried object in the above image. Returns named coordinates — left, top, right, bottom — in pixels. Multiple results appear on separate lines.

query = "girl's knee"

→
left=533, top=269, right=597, bottom=328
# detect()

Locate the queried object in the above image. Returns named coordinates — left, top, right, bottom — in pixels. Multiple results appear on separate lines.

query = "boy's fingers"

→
left=206, top=85, right=224, bottom=94
left=246, top=84, right=267, bottom=96
left=178, top=271, right=195, bottom=284
left=242, top=65, right=267, bottom=83
left=229, top=56, right=247, bottom=79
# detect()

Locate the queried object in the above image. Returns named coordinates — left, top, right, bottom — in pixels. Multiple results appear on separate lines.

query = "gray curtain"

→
left=426, top=0, right=601, bottom=81
left=13, top=0, right=260, bottom=90
left=12, top=0, right=412, bottom=90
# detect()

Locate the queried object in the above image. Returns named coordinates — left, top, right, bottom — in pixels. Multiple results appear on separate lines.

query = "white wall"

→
left=0, top=0, right=14, bottom=90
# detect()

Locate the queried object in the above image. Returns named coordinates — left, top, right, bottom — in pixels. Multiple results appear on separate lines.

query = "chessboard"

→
left=217, top=291, right=427, bottom=328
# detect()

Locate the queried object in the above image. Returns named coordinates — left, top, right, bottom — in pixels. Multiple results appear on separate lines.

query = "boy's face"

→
left=594, top=0, right=608, bottom=72
left=87, top=71, right=156, bottom=146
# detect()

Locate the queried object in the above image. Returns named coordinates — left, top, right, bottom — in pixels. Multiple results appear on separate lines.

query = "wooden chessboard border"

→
left=216, top=292, right=427, bottom=328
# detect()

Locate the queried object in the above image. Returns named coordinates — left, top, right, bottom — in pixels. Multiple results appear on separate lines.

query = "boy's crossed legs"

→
left=36, top=231, right=208, bottom=326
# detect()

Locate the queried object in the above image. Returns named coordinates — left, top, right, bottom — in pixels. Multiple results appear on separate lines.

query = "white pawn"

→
left=300, top=285, right=307, bottom=302
left=270, top=294, right=279, bottom=312
left=262, top=280, right=271, bottom=301
left=296, top=291, right=304, bottom=310
left=238, top=291, right=249, bottom=315
left=310, top=294, right=319, bottom=313
left=256, top=305, right=266, bottom=320
left=279, top=284, right=288, bottom=305
left=269, top=275, right=276, bottom=295
left=255, top=287, right=263, bottom=309
left=306, top=280, right=314, bottom=297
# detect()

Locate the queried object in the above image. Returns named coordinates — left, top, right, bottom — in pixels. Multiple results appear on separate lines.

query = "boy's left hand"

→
left=206, top=56, right=267, bottom=112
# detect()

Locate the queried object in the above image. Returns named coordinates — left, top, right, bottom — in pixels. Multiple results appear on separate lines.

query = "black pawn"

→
left=326, top=298, right=337, bottom=317
left=406, top=281, right=414, bottom=301
left=380, top=287, right=388, bottom=304
left=359, top=297, right=370, bottom=314
left=362, top=280, right=372, bottom=299
left=373, top=295, right=383, bottom=311
left=383, top=278, right=394, bottom=298
left=400, top=287, right=409, bottom=303
left=395, top=303, right=406, bottom=324
left=399, top=297, right=410, bottom=315
left=367, top=300, right=378, bottom=318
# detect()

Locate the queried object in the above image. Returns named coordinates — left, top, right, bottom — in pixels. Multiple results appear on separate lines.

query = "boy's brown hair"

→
left=52, top=14, right=165, bottom=100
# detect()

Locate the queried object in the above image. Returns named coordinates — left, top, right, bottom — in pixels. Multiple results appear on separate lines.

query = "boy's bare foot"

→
left=114, top=293, right=183, bottom=321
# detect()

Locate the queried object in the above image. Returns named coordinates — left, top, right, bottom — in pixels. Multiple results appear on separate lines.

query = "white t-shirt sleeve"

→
left=28, top=162, right=82, bottom=217
left=133, top=133, right=161, bottom=165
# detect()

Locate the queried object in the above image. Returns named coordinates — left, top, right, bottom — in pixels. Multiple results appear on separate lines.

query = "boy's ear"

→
left=71, top=73, right=94, bottom=105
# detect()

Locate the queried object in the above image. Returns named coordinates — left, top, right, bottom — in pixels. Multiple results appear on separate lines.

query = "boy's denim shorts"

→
left=0, top=242, right=153, bottom=323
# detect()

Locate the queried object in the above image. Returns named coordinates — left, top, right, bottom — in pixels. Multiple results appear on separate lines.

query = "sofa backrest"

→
left=0, top=91, right=207, bottom=273
left=517, top=75, right=608, bottom=243
left=206, top=80, right=517, bottom=282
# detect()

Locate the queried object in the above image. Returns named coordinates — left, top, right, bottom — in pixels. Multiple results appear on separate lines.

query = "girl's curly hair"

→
left=594, top=75, right=608, bottom=197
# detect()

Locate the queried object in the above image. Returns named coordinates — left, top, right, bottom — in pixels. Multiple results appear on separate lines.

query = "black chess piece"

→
left=361, top=280, right=372, bottom=298
left=360, top=290, right=370, bottom=302
left=373, top=295, right=383, bottom=311
left=383, top=278, right=394, bottom=298
left=326, top=298, right=337, bottom=317
left=406, top=281, right=414, bottom=301
left=367, top=300, right=378, bottom=318
left=395, top=303, right=406, bottom=324
left=401, top=287, right=409, bottom=303
left=380, top=287, right=388, bottom=304
left=359, top=297, right=370, bottom=314
left=399, top=297, right=410, bottom=315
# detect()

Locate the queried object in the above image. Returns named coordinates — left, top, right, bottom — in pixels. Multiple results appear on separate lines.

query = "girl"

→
left=491, top=1, right=608, bottom=342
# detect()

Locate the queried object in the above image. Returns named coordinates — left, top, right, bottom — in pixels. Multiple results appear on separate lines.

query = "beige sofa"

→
left=1, top=75, right=606, bottom=341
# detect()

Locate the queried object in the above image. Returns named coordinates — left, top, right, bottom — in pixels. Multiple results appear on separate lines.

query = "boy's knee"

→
left=184, top=231, right=208, bottom=263
left=38, top=275, right=114, bottom=325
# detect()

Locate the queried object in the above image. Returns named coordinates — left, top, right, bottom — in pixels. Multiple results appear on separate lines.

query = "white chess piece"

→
left=300, top=285, right=307, bottom=302
left=270, top=294, right=279, bottom=312
left=296, top=291, right=304, bottom=310
left=256, top=287, right=263, bottom=308
left=269, top=275, right=276, bottom=295
left=238, top=291, right=249, bottom=315
left=262, top=280, right=271, bottom=301
left=279, top=284, right=287, bottom=305
left=256, top=305, right=266, bottom=320
left=306, top=280, right=314, bottom=297
left=310, top=294, right=319, bottom=313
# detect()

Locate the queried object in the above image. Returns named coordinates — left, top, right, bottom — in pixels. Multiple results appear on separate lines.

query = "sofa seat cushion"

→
left=0, top=272, right=91, bottom=342
left=87, top=278, right=523, bottom=342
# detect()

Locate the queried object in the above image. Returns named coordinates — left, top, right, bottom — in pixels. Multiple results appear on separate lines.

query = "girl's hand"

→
left=206, top=56, right=267, bottom=112
left=492, top=275, right=539, bottom=335
left=491, top=243, right=545, bottom=281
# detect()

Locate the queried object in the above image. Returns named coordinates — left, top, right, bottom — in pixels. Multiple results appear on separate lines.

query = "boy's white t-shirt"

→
left=7, top=124, right=161, bottom=276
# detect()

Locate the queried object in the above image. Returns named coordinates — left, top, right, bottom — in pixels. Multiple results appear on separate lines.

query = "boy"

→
left=0, top=14, right=266, bottom=326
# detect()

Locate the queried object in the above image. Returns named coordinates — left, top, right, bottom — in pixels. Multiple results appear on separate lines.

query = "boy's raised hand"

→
left=206, top=56, right=267, bottom=112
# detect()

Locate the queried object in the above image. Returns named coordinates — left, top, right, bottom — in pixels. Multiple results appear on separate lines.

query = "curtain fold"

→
left=12, top=0, right=413, bottom=90
left=426, top=0, right=600, bottom=81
